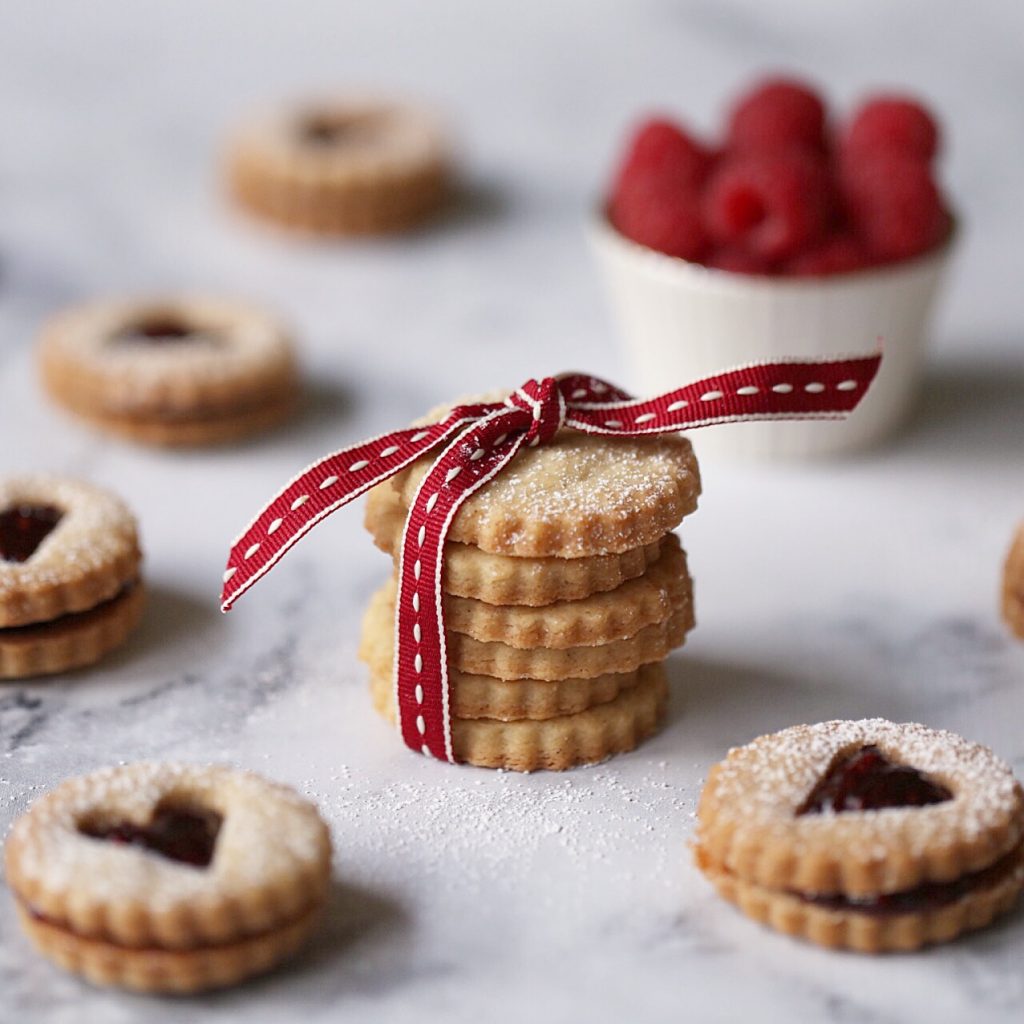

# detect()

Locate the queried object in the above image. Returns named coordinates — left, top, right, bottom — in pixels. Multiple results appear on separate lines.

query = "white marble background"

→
left=1, top=2, right=1023, bottom=1021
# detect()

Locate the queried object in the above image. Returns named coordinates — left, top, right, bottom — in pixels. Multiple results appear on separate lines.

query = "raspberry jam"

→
left=0, top=504, right=63, bottom=563
left=302, top=115, right=351, bottom=145
left=80, top=806, right=222, bottom=868
left=117, top=317, right=195, bottom=343
left=799, top=846, right=1021, bottom=916
left=797, top=745, right=952, bottom=815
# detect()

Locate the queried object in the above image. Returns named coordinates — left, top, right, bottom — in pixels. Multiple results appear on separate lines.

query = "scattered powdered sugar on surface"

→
left=299, top=761, right=697, bottom=903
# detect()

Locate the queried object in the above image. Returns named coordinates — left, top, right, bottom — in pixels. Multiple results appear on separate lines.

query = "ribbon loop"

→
left=505, top=377, right=566, bottom=446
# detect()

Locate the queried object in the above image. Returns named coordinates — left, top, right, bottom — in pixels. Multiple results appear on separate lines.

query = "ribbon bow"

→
left=222, top=355, right=880, bottom=762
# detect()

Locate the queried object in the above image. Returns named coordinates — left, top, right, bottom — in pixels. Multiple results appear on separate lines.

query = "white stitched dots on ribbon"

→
left=772, top=383, right=794, bottom=394
left=804, top=382, right=825, bottom=394
left=667, top=400, right=688, bottom=412
left=223, top=567, right=238, bottom=583
left=380, top=445, right=399, bottom=457
left=634, top=412, right=656, bottom=424
left=244, top=543, right=261, bottom=559
left=837, top=380, right=858, bottom=391
left=700, top=390, right=724, bottom=402
left=319, top=475, right=339, bottom=489
left=267, top=517, right=283, bottom=534
left=348, top=460, right=370, bottom=472
left=425, top=492, right=439, bottom=514
left=416, top=715, right=426, bottom=736
left=290, top=494, right=309, bottom=510
left=445, top=466, right=462, bottom=485
left=737, top=386, right=759, bottom=396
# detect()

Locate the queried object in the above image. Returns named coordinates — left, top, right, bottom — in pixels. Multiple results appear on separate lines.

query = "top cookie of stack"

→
left=360, top=410, right=701, bottom=771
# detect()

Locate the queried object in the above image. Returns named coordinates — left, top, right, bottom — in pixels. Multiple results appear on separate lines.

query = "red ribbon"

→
left=222, top=355, right=880, bottom=761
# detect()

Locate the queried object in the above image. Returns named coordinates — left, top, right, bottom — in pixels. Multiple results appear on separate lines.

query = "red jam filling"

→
left=117, top=317, right=196, bottom=344
left=797, top=744, right=952, bottom=815
left=797, top=845, right=1022, bottom=916
left=0, top=504, right=63, bottom=563
left=79, top=806, right=222, bottom=868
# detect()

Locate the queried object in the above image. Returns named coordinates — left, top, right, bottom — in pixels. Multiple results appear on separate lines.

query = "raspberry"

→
left=611, top=179, right=707, bottom=261
left=702, top=150, right=834, bottom=261
left=706, top=246, right=775, bottom=275
left=785, top=235, right=868, bottom=276
left=611, top=117, right=711, bottom=198
left=726, top=77, right=826, bottom=153
left=844, top=96, right=939, bottom=161
left=842, top=151, right=947, bottom=261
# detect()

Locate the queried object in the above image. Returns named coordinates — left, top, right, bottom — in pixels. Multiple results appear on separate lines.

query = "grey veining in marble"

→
left=2, top=2, right=1024, bottom=1022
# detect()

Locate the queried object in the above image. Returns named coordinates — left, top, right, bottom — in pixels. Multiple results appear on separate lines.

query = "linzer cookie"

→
left=38, top=296, right=297, bottom=446
left=695, top=719, right=1024, bottom=952
left=227, top=97, right=450, bottom=235
left=0, top=476, right=143, bottom=678
left=1002, top=522, right=1024, bottom=639
left=220, top=362, right=880, bottom=766
left=4, top=763, right=332, bottom=993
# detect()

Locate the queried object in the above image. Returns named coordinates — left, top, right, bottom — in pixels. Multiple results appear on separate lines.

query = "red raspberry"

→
left=785, top=235, right=869, bottom=276
left=844, top=96, right=940, bottom=162
left=842, top=151, right=947, bottom=261
left=702, top=150, right=835, bottom=261
left=726, top=77, right=827, bottom=153
left=611, top=117, right=712, bottom=197
left=706, top=246, right=776, bottom=276
left=611, top=180, right=707, bottom=261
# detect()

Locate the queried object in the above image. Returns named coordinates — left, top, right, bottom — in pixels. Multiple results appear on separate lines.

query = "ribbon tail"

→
left=220, top=413, right=492, bottom=611
left=393, top=407, right=530, bottom=761
left=565, top=352, right=883, bottom=435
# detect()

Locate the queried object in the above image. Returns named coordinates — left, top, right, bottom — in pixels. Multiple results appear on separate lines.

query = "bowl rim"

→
left=588, top=208, right=958, bottom=293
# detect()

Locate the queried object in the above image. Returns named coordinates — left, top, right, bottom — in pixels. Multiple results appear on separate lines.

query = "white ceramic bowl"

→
left=589, top=215, right=955, bottom=459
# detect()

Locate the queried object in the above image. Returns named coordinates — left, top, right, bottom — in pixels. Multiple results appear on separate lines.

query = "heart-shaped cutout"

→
left=797, top=745, right=952, bottom=815
left=79, top=802, right=222, bottom=868
left=0, top=505, right=63, bottom=563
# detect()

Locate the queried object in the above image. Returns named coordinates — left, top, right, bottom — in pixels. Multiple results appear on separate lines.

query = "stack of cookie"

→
left=360, top=413, right=701, bottom=770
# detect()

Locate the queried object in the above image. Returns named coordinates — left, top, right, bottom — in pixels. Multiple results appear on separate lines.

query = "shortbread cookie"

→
left=1003, top=522, right=1024, bottom=639
left=369, top=577, right=694, bottom=681
left=389, top=399, right=701, bottom=558
left=38, top=297, right=297, bottom=446
left=227, top=98, right=450, bottom=235
left=5, top=763, right=331, bottom=993
left=366, top=480, right=663, bottom=606
left=369, top=660, right=668, bottom=770
left=1, top=584, right=146, bottom=679
left=446, top=535, right=688, bottom=648
left=695, top=720, right=1024, bottom=952
left=1, top=477, right=144, bottom=678
left=358, top=583, right=642, bottom=720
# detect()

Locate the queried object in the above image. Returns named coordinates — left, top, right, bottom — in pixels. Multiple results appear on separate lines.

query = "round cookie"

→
left=694, top=719, right=1024, bottom=952
left=388, top=395, right=701, bottom=558
left=0, top=476, right=144, bottom=678
left=444, top=534, right=689, bottom=648
left=4, top=763, right=332, bottom=993
left=1002, top=521, right=1024, bottom=639
left=366, top=480, right=664, bottom=606
left=369, top=659, right=668, bottom=771
left=38, top=296, right=297, bottom=446
left=226, top=97, right=450, bottom=235
left=358, top=582, right=644, bottom=721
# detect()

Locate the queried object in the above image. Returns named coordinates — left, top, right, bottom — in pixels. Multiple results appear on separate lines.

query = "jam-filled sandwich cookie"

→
left=695, top=719, right=1024, bottom=952
left=1, top=476, right=143, bottom=678
left=1002, top=522, right=1024, bottom=638
left=4, top=763, right=332, bottom=993
left=38, top=296, right=298, bottom=446
left=227, top=97, right=451, bottom=235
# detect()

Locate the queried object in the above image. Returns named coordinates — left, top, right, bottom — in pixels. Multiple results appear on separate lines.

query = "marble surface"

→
left=2, top=2, right=1024, bottom=1021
